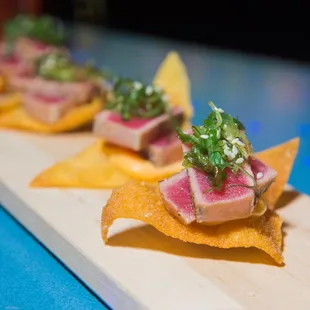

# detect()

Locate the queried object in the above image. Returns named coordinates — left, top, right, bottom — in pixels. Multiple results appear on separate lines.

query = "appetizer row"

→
left=0, top=15, right=300, bottom=265
left=0, top=15, right=193, bottom=186
left=0, top=15, right=107, bottom=132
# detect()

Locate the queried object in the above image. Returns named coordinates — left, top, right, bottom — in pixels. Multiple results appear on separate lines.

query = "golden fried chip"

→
left=31, top=139, right=131, bottom=188
left=101, top=181, right=283, bottom=264
left=256, top=137, right=299, bottom=209
left=109, top=149, right=183, bottom=182
left=31, top=139, right=181, bottom=187
left=0, top=93, right=21, bottom=113
left=0, top=98, right=103, bottom=133
left=153, top=51, right=193, bottom=122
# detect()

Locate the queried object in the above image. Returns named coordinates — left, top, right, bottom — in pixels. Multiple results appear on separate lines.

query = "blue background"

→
left=1, top=25, right=310, bottom=309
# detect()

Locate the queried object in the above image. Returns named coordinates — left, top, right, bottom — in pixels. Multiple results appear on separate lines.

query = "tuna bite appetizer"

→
left=0, top=52, right=106, bottom=129
left=159, top=102, right=278, bottom=225
left=0, top=14, right=67, bottom=75
left=30, top=51, right=194, bottom=187
left=101, top=102, right=300, bottom=265
left=93, top=78, right=185, bottom=167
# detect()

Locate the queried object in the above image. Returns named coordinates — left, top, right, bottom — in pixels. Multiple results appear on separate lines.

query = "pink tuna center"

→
left=194, top=168, right=253, bottom=203
left=29, top=39, right=49, bottom=51
left=17, top=72, right=32, bottom=78
left=3, top=55, right=20, bottom=65
left=165, top=175, right=194, bottom=216
left=108, top=113, right=153, bottom=129
left=32, top=93, right=65, bottom=104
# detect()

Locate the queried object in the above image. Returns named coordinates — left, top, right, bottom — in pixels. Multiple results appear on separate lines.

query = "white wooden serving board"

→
left=1, top=130, right=310, bottom=310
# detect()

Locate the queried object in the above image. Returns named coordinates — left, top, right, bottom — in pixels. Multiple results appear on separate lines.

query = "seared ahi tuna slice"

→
left=9, top=77, right=96, bottom=102
left=249, top=157, right=277, bottom=196
left=147, top=133, right=183, bottom=166
left=60, top=81, right=97, bottom=103
left=23, top=92, right=77, bottom=124
left=9, top=74, right=37, bottom=92
left=32, top=80, right=96, bottom=103
left=0, top=55, right=33, bottom=78
left=159, top=169, right=195, bottom=224
left=14, top=38, right=68, bottom=61
left=93, top=107, right=184, bottom=151
left=188, top=164, right=255, bottom=224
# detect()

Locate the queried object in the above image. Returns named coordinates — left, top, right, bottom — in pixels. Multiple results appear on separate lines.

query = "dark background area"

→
left=42, top=0, right=310, bottom=63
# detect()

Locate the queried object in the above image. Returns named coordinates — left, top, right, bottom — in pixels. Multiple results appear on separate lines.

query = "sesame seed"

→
left=231, top=138, right=245, bottom=147
left=223, top=148, right=230, bottom=156
left=223, top=144, right=230, bottom=151
left=236, top=140, right=245, bottom=146
left=145, top=86, right=153, bottom=95
left=223, top=146, right=236, bottom=160
left=200, top=134, right=209, bottom=139
left=256, top=172, right=263, bottom=179
left=133, top=81, right=142, bottom=90
left=228, top=153, right=236, bottom=160
left=232, top=145, right=239, bottom=155
left=162, top=94, right=169, bottom=101
left=235, top=157, right=244, bottom=164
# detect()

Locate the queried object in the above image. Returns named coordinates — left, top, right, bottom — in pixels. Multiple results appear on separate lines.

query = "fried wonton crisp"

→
left=109, top=150, right=183, bottom=182
left=153, top=51, right=192, bottom=123
left=101, top=181, right=284, bottom=264
left=0, top=98, right=103, bottom=133
left=31, top=139, right=182, bottom=187
left=31, top=140, right=131, bottom=188
left=0, top=93, right=21, bottom=113
left=256, top=137, right=299, bottom=209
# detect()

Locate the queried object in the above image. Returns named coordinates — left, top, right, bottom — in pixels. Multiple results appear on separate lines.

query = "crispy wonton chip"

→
left=0, top=98, right=103, bottom=133
left=109, top=149, right=183, bottom=182
left=153, top=51, right=193, bottom=123
left=0, top=92, right=21, bottom=113
left=101, top=181, right=283, bottom=264
left=256, top=137, right=299, bottom=209
left=31, top=139, right=182, bottom=187
left=31, top=140, right=131, bottom=188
